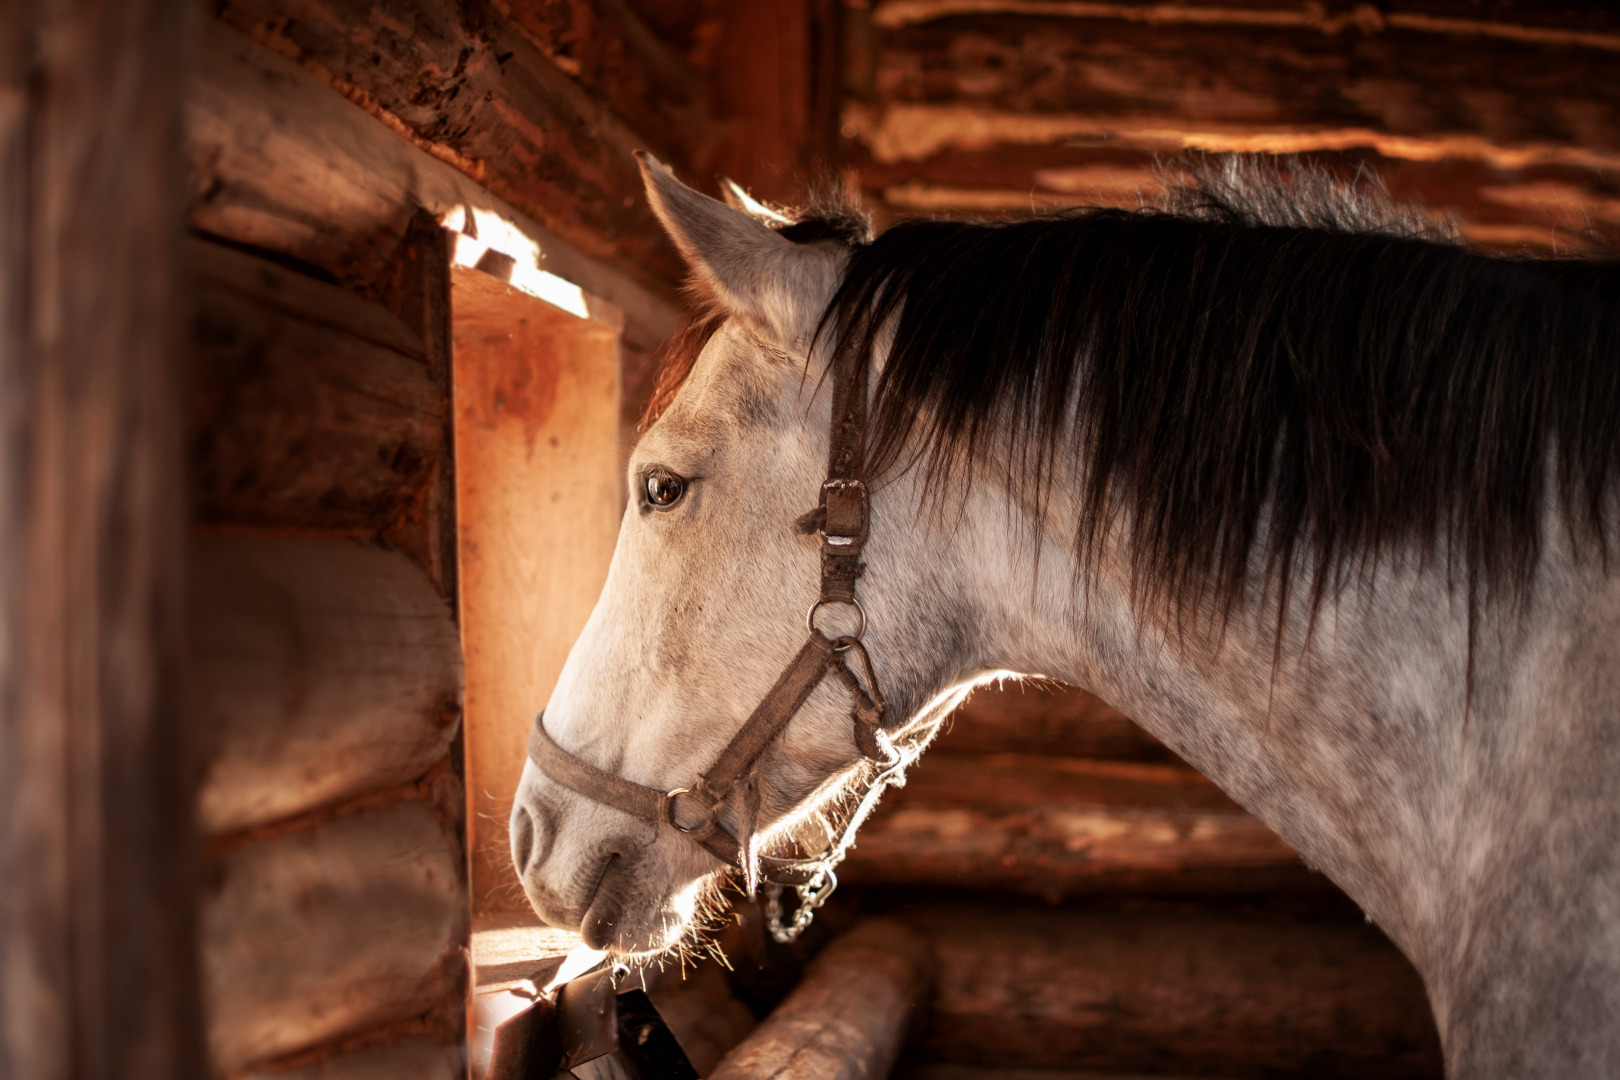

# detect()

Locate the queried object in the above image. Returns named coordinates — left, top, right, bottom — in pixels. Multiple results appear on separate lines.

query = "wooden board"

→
left=0, top=0, right=202, bottom=1076
left=902, top=903, right=1442, bottom=1078
left=451, top=263, right=623, bottom=914
left=202, top=801, right=466, bottom=1072
left=190, top=537, right=463, bottom=835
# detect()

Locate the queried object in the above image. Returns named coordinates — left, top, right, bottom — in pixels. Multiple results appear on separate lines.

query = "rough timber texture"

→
left=186, top=19, right=680, bottom=361
left=190, top=239, right=446, bottom=544
left=843, top=1, right=1620, bottom=251
left=905, top=903, right=1442, bottom=1078
left=202, top=801, right=466, bottom=1073
left=710, top=919, right=932, bottom=1080
left=190, top=537, right=463, bottom=835
left=0, top=0, right=202, bottom=1076
left=243, top=1038, right=461, bottom=1080
left=209, top=0, right=684, bottom=289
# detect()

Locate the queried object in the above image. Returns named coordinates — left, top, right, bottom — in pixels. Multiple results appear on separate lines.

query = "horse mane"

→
left=659, top=158, right=1620, bottom=629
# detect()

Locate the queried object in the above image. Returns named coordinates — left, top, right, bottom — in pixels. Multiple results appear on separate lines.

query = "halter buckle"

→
left=661, top=786, right=721, bottom=839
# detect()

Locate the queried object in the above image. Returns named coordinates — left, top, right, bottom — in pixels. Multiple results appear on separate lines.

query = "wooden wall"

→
left=841, top=0, right=1620, bottom=251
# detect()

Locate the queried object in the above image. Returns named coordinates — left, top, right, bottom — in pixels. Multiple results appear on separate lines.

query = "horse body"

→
left=511, top=154, right=1620, bottom=1077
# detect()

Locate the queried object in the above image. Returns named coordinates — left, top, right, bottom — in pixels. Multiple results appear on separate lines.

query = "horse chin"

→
left=577, top=851, right=712, bottom=957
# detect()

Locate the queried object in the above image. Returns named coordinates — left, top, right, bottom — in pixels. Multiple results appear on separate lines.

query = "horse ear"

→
left=637, top=151, right=838, bottom=348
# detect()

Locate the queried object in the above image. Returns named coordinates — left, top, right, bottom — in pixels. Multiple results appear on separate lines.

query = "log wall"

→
left=843, top=0, right=1620, bottom=251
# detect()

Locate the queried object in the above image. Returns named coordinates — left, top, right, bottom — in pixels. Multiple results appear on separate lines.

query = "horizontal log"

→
left=846, top=140, right=1620, bottom=252
left=841, top=753, right=1317, bottom=896
left=208, top=0, right=684, bottom=289
left=710, top=918, right=932, bottom=1080
left=190, top=537, right=462, bottom=834
left=646, top=964, right=761, bottom=1076
left=903, top=903, right=1441, bottom=1077
left=191, top=238, right=447, bottom=536
left=187, top=19, right=681, bottom=357
left=494, top=0, right=711, bottom=165
left=858, top=15, right=1620, bottom=164
left=256, top=1037, right=461, bottom=1080
left=202, top=801, right=466, bottom=1072
left=941, top=684, right=1175, bottom=762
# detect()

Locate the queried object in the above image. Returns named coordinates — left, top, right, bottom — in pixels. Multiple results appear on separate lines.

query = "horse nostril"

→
left=511, top=804, right=537, bottom=873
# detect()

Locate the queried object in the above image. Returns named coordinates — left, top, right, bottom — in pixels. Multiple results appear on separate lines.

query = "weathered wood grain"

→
left=906, top=903, right=1442, bottom=1078
left=190, top=537, right=463, bottom=835
left=843, top=752, right=1316, bottom=896
left=202, top=801, right=465, bottom=1072
left=187, top=19, right=682, bottom=359
left=209, top=0, right=685, bottom=289
left=0, top=0, right=202, bottom=1076
left=861, top=15, right=1620, bottom=163
left=191, top=239, right=449, bottom=540
left=493, top=0, right=711, bottom=167
left=709, top=919, right=932, bottom=1080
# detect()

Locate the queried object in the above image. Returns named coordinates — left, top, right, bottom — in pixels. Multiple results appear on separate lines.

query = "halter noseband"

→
left=526, top=337, right=900, bottom=929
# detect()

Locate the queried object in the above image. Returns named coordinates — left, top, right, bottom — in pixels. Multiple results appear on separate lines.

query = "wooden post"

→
left=0, top=0, right=202, bottom=1076
left=709, top=918, right=932, bottom=1080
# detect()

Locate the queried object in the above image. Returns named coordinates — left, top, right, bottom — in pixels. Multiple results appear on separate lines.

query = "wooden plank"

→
left=190, top=239, right=450, bottom=541
left=202, top=801, right=466, bottom=1073
left=209, top=0, right=685, bottom=290
left=709, top=919, right=932, bottom=1080
left=190, top=537, right=463, bottom=835
left=451, top=263, right=622, bottom=915
left=905, top=903, right=1442, bottom=1078
left=842, top=752, right=1317, bottom=897
left=186, top=19, right=682, bottom=360
left=0, top=0, right=202, bottom=1076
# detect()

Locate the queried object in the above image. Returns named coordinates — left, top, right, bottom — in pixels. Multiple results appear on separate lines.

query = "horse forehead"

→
left=662, top=324, right=798, bottom=438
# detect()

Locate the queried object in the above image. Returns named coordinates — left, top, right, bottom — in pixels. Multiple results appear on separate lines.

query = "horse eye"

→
left=643, top=468, right=686, bottom=509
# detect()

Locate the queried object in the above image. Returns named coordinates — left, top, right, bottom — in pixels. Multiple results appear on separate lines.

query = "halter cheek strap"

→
left=525, top=334, right=892, bottom=893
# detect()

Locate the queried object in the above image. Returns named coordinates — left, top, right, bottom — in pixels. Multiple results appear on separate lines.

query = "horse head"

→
left=508, top=155, right=984, bottom=956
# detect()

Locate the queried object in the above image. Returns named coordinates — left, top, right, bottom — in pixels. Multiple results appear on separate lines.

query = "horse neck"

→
left=940, top=476, right=1620, bottom=1078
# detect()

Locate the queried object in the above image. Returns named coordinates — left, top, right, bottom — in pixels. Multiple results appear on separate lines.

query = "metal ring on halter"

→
left=661, top=787, right=719, bottom=837
left=806, top=596, right=866, bottom=644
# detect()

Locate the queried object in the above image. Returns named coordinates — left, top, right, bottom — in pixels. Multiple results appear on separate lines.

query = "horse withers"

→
left=510, top=152, right=1620, bottom=1078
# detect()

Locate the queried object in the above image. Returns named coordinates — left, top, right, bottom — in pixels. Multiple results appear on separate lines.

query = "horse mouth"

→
left=580, top=853, right=630, bottom=950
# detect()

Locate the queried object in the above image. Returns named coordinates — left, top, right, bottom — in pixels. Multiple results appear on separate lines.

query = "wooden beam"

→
left=187, top=20, right=682, bottom=360
left=904, top=903, right=1442, bottom=1078
left=940, top=684, right=1177, bottom=763
left=848, top=12, right=1620, bottom=171
left=0, top=0, right=202, bottom=1076
left=709, top=918, right=932, bottom=1080
left=209, top=0, right=685, bottom=290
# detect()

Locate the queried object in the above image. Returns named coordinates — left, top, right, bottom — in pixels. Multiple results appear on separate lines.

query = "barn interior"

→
left=5, top=1, right=1618, bottom=1078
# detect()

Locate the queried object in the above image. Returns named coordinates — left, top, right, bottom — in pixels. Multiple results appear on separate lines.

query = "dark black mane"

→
left=823, top=162, right=1620, bottom=626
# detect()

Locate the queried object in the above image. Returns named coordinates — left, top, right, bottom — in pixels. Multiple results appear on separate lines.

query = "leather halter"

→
left=526, top=335, right=893, bottom=895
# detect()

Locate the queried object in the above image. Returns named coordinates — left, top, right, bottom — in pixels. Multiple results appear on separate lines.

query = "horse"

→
left=509, top=152, right=1620, bottom=1078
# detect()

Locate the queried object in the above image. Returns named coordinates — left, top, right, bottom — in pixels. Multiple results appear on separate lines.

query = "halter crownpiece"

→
left=527, top=332, right=910, bottom=939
